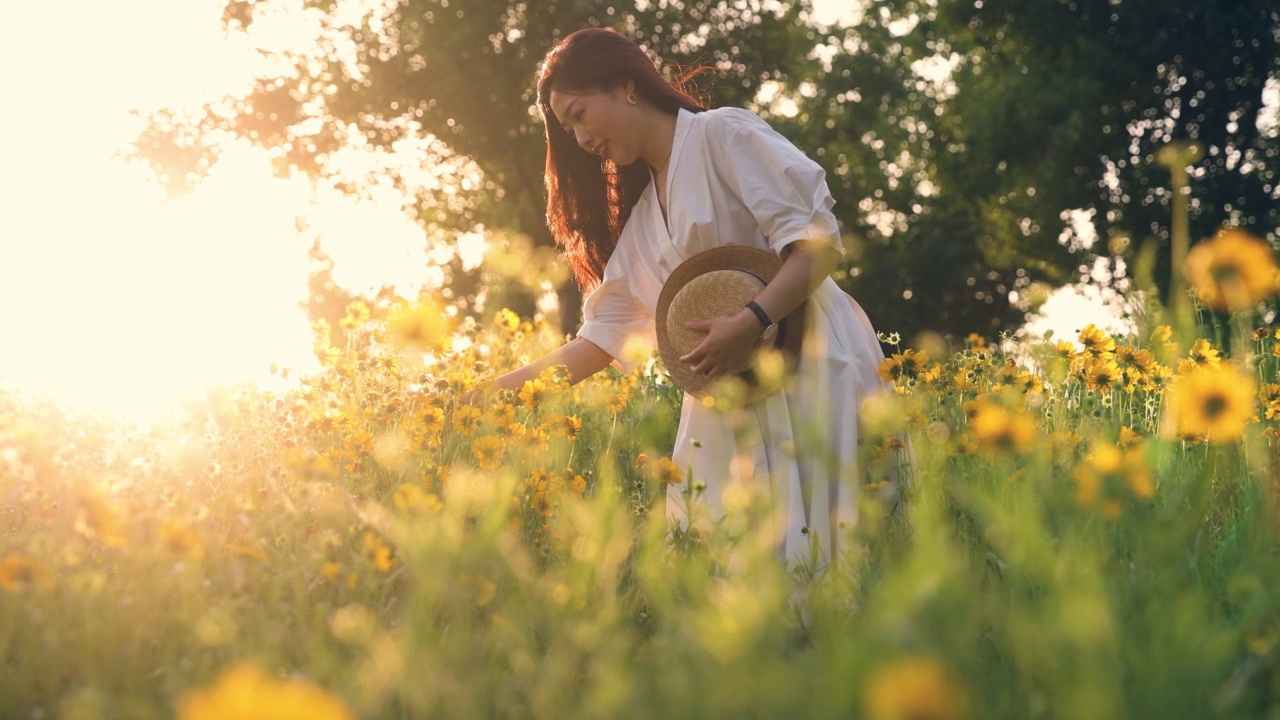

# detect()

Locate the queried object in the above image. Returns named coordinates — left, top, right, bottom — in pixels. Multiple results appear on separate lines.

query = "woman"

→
left=494, top=27, right=895, bottom=567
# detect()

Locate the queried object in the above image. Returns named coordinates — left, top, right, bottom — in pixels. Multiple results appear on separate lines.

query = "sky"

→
left=1, top=0, right=435, bottom=419
left=0, top=0, right=1119, bottom=422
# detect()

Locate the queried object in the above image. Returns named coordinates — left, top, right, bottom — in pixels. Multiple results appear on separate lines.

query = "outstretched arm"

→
left=493, top=336, right=615, bottom=392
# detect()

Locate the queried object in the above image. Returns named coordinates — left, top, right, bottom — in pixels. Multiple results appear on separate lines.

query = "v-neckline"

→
left=650, top=108, right=692, bottom=240
left=653, top=170, right=670, bottom=229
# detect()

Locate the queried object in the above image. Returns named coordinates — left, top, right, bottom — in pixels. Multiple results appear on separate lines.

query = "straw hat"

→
left=655, top=246, right=806, bottom=400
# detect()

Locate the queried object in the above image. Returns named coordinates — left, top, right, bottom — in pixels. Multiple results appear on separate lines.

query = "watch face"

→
left=760, top=324, right=779, bottom=345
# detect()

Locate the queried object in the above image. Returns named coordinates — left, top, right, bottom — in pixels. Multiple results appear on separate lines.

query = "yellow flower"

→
left=518, top=378, right=550, bottom=411
left=1261, top=384, right=1280, bottom=421
left=393, top=483, right=443, bottom=516
left=523, top=426, right=551, bottom=453
left=968, top=401, right=1036, bottom=456
left=177, top=663, right=354, bottom=720
left=1121, top=343, right=1162, bottom=389
left=864, top=655, right=969, bottom=720
left=1177, top=338, right=1222, bottom=373
left=996, top=357, right=1021, bottom=383
left=878, top=349, right=928, bottom=383
left=1078, top=324, right=1116, bottom=358
left=558, top=414, right=582, bottom=439
left=601, top=368, right=637, bottom=409
left=1053, top=339, right=1080, bottom=363
left=0, top=554, right=50, bottom=592
left=451, top=404, right=483, bottom=435
left=306, top=406, right=348, bottom=433
left=1115, top=345, right=1156, bottom=375
left=1151, top=324, right=1180, bottom=359
left=607, top=385, right=634, bottom=413
left=966, top=333, right=987, bottom=352
left=537, top=364, right=573, bottom=390
left=568, top=473, right=587, bottom=494
left=282, top=446, right=339, bottom=482
left=911, top=362, right=939, bottom=386
left=471, top=436, right=505, bottom=470
left=160, top=519, right=205, bottom=562
left=422, top=464, right=448, bottom=491
left=488, top=402, right=517, bottom=430
left=520, top=471, right=556, bottom=518
left=1074, top=443, right=1155, bottom=519
left=321, top=562, right=344, bottom=584
left=1140, top=362, right=1174, bottom=393
left=947, top=433, right=978, bottom=457
left=418, top=405, right=446, bottom=435
left=644, top=456, right=686, bottom=485
left=386, top=297, right=451, bottom=353
left=1118, top=426, right=1145, bottom=449
left=1184, top=227, right=1279, bottom=312
left=338, top=299, right=370, bottom=331
left=494, top=307, right=521, bottom=334
left=362, top=532, right=396, bottom=573
left=78, top=489, right=127, bottom=548
left=877, top=356, right=899, bottom=383
left=311, top=319, right=342, bottom=367
left=951, top=370, right=979, bottom=394
left=1165, top=363, right=1257, bottom=443
left=1084, top=358, right=1121, bottom=395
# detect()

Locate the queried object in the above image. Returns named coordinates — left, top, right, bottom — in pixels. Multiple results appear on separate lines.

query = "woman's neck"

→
left=640, top=109, right=679, bottom=174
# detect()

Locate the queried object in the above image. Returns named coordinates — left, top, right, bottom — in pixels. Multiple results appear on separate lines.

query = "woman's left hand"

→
left=679, top=309, right=763, bottom=379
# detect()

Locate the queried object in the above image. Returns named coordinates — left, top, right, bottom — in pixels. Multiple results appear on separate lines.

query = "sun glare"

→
left=1022, top=285, right=1132, bottom=345
left=0, top=0, right=430, bottom=423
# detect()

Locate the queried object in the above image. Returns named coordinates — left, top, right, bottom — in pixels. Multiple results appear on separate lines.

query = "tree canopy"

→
left=132, top=0, right=1280, bottom=341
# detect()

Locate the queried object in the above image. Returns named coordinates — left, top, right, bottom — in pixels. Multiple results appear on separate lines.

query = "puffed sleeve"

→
left=708, top=108, right=843, bottom=257
left=576, top=256, right=655, bottom=375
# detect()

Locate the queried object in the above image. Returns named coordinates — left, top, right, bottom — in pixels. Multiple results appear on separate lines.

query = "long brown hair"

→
left=537, top=28, right=706, bottom=292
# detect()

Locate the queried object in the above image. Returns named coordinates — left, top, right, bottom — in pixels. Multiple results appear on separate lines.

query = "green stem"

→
left=1169, top=166, right=1192, bottom=343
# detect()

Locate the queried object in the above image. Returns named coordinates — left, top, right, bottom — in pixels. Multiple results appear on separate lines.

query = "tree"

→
left=132, top=0, right=1280, bottom=344
left=132, top=0, right=826, bottom=331
left=810, top=0, right=1279, bottom=339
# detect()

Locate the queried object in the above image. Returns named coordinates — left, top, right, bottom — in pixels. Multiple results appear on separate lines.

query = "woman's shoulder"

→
left=690, top=106, right=773, bottom=135
left=686, top=106, right=808, bottom=168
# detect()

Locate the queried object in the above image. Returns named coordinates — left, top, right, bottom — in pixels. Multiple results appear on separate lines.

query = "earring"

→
left=626, top=92, right=638, bottom=105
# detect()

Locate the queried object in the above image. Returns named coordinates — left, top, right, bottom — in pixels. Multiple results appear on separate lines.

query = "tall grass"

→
left=3, top=281, right=1280, bottom=719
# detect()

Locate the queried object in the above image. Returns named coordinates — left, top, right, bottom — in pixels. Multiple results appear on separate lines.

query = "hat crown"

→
left=665, top=270, right=767, bottom=378
left=655, top=245, right=806, bottom=401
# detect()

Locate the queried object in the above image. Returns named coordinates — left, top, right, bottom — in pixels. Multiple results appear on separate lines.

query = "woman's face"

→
left=548, top=84, right=639, bottom=166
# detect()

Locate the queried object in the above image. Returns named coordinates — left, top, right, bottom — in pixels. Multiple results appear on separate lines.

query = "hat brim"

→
left=655, top=246, right=807, bottom=400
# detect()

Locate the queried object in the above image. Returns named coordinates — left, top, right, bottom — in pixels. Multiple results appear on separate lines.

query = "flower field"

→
left=4, top=227, right=1280, bottom=719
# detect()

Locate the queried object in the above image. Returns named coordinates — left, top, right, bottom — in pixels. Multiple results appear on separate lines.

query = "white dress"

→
left=576, top=107, right=893, bottom=567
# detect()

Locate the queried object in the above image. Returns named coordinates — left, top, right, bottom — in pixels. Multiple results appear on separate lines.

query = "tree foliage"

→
left=832, top=0, right=1279, bottom=336
left=131, top=0, right=1280, bottom=341
left=135, top=0, right=822, bottom=325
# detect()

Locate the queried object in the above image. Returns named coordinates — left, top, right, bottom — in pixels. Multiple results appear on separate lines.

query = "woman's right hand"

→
left=679, top=308, right=763, bottom=379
